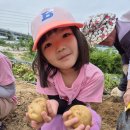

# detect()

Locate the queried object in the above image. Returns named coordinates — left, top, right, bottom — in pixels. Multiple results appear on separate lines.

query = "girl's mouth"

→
left=59, top=53, right=71, bottom=60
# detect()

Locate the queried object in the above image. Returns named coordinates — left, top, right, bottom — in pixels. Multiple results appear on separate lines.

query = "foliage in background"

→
left=90, top=47, right=122, bottom=74
left=0, top=36, right=35, bottom=62
left=21, top=37, right=36, bottom=61
left=0, top=39, right=6, bottom=46
left=12, top=63, right=35, bottom=83
left=1, top=51, right=14, bottom=59
left=89, top=47, right=122, bottom=90
left=26, top=37, right=35, bottom=55
left=20, top=52, right=35, bottom=62
left=104, top=73, right=121, bottom=90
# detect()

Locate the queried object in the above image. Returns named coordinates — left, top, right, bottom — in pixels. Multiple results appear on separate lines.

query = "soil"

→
left=3, top=80, right=124, bottom=130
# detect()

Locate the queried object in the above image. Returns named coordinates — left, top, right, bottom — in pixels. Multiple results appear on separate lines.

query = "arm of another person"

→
left=120, top=31, right=130, bottom=106
left=123, top=62, right=130, bottom=106
left=0, top=82, right=15, bottom=98
left=0, top=55, right=15, bottom=86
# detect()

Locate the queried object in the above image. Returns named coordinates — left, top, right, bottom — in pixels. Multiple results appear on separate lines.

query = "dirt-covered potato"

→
left=28, top=97, right=47, bottom=122
left=68, top=105, right=92, bottom=128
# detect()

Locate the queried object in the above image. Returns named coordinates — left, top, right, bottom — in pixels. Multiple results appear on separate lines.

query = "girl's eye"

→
left=63, top=33, right=72, bottom=38
left=44, top=43, right=52, bottom=49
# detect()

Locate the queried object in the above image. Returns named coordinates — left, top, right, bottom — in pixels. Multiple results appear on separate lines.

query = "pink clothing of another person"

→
left=0, top=52, right=15, bottom=98
left=29, top=7, right=104, bottom=130
left=0, top=52, right=17, bottom=129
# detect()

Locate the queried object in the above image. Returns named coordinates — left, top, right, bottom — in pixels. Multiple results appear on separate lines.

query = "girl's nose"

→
left=56, top=41, right=66, bottom=52
left=57, top=46, right=66, bottom=52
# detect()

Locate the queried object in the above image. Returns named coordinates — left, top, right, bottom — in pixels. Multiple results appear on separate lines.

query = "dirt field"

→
left=3, top=80, right=124, bottom=130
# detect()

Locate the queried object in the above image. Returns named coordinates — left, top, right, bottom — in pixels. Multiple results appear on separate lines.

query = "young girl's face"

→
left=42, top=27, right=78, bottom=71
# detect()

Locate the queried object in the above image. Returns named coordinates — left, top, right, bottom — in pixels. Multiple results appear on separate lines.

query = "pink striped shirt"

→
left=0, top=52, right=15, bottom=86
left=36, top=63, right=104, bottom=104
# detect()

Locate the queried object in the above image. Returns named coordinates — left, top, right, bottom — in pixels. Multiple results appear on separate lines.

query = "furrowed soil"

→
left=3, top=80, right=124, bottom=130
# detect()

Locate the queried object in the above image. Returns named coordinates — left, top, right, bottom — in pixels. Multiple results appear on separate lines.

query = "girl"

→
left=29, top=7, right=104, bottom=130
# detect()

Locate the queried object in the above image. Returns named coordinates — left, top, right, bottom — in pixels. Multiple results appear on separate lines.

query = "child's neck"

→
left=60, top=69, right=80, bottom=88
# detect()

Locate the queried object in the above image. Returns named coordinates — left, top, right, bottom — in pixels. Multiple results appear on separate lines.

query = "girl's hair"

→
left=32, top=26, right=89, bottom=87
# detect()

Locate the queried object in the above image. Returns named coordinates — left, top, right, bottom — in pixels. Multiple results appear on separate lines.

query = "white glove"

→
left=110, top=87, right=125, bottom=97
left=122, top=64, right=128, bottom=75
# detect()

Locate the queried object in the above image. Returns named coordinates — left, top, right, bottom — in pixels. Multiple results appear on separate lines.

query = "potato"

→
left=68, top=105, right=92, bottom=128
left=28, top=97, right=47, bottom=122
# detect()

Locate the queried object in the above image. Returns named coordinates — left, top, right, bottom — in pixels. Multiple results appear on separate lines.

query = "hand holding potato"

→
left=63, top=105, right=92, bottom=130
left=27, top=97, right=59, bottom=129
left=28, top=97, right=47, bottom=123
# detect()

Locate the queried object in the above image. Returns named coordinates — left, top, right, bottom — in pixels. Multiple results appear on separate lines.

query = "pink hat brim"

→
left=32, top=21, right=83, bottom=51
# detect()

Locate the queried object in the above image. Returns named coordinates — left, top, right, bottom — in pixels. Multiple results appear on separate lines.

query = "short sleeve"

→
left=77, top=72, right=104, bottom=103
left=0, top=56, right=15, bottom=86
left=120, top=31, right=130, bottom=58
left=36, top=77, right=58, bottom=95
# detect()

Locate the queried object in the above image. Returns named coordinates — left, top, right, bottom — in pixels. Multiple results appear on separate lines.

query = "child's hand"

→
left=26, top=113, right=43, bottom=130
left=26, top=99, right=59, bottom=129
left=63, top=110, right=91, bottom=130
left=43, top=99, right=59, bottom=122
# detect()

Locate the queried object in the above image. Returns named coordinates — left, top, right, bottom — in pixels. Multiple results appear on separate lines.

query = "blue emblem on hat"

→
left=41, top=10, right=53, bottom=21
